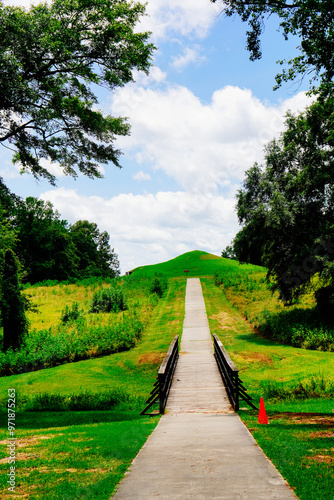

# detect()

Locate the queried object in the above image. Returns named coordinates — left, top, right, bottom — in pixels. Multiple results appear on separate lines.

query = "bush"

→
left=60, top=302, right=83, bottom=323
left=260, top=308, right=334, bottom=351
left=149, top=273, right=168, bottom=298
left=0, top=389, right=140, bottom=412
left=90, top=286, right=127, bottom=313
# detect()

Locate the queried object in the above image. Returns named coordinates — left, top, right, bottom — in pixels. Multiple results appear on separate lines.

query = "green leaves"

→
left=0, top=0, right=155, bottom=182
left=212, top=0, right=334, bottom=90
left=235, top=92, right=334, bottom=305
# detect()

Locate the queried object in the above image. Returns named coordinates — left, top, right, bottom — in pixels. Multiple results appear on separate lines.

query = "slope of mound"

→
left=131, top=250, right=259, bottom=278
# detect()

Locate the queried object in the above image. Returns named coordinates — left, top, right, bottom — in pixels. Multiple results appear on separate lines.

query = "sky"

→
left=1, top=0, right=313, bottom=273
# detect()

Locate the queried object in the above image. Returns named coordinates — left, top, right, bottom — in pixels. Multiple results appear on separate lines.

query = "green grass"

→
left=0, top=411, right=158, bottom=499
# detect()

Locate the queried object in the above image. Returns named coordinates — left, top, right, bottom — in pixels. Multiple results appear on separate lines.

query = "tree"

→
left=235, top=92, right=334, bottom=306
left=211, top=0, right=334, bottom=89
left=69, top=220, right=120, bottom=278
left=1, top=249, right=28, bottom=351
left=0, top=0, right=155, bottom=184
left=221, top=245, right=236, bottom=260
left=13, top=197, right=78, bottom=283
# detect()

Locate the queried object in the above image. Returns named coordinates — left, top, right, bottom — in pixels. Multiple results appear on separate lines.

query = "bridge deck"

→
left=166, top=278, right=232, bottom=414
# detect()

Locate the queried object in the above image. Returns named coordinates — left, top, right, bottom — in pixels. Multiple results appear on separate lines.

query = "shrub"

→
left=60, top=302, right=83, bottom=323
left=90, top=286, right=127, bottom=313
left=149, top=273, right=168, bottom=298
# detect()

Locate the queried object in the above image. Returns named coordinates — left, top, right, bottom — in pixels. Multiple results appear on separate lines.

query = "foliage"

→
left=22, top=389, right=137, bottom=412
left=0, top=310, right=143, bottom=374
left=0, top=0, right=155, bottom=183
left=235, top=93, right=334, bottom=306
left=90, top=286, right=127, bottom=313
left=148, top=273, right=168, bottom=297
left=214, top=265, right=334, bottom=351
left=0, top=182, right=121, bottom=284
left=261, top=376, right=334, bottom=401
left=221, top=245, right=236, bottom=259
left=0, top=249, right=28, bottom=351
left=69, top=220, right=120, bottom=278
left=211, top=0, right=334, bottom=89
left=60, top=301, right=83, bottom=323
left=14, top=196, right=78, bottom=283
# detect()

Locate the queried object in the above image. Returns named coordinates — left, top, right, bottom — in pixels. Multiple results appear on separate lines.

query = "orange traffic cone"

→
left=258, top=397, right=269, bottom=424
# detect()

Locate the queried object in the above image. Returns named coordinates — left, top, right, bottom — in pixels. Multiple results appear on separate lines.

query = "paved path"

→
left=112, top=278, right=298, bottom=499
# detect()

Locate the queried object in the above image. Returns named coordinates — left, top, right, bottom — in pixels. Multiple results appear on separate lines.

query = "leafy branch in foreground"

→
left=211, top=0, right=334, bottom=89
left=0, top=0, right=155, bottom=184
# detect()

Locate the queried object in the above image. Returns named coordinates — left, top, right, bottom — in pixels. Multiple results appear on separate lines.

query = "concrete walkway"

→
left=112, top=278, right=298, bottom=499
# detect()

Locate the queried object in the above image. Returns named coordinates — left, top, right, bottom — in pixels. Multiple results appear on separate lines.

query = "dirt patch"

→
left=237, top=351, right=273, bottom=366
left=310, top=431, right=334, bottom=439
left=85, top=468, right=108, bottom=473
left=0, top=452, right=40, bottom=463
left=270, top=413, right=334, bottom=426
left=210, top=312, right=238, bottom=331
left=305, top=454, right=334, bottom=464
left=0, top=434, right=61, bottom=450
left=138, top=352, right=165, bottom=365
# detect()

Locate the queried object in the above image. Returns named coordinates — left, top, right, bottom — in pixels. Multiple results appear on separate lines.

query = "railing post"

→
left=234, top=372, right=239, bottom=412
left=158, top=372, right=165, bottom=414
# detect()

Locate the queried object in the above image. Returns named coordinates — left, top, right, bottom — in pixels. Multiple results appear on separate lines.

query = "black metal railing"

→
left=140, top=335, right=179, bottom=415
left=213, top=334, right=257, bottom=411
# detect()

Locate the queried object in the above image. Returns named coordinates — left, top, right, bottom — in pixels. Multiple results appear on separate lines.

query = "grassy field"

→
left=0, top=250, right=333, bottom=498
left=0, top=274, right=185, bottom=498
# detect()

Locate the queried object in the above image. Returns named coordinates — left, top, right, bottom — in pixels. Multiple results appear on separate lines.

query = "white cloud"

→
left=111, top=83, right=313, bottom=194
left=40, top=187, right=237, bottom=273
left=138, top=0, right=222, bottom=40
left=132, top=171, right=151, bottom=181
left=171, top=46, right=207, bottom=70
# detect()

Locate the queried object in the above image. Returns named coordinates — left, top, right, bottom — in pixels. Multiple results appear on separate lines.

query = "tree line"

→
left=0, top=177, right=120, bottom=284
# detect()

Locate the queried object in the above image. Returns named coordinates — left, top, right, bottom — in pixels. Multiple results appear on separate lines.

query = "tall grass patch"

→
left=213, top=268, right=334, bottom=351
left=0, top=274, right=168, bottom=374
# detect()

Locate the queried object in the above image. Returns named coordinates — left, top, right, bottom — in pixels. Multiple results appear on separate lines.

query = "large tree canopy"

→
left=211, top=0, right=334, bottom=89
left=235, top=92, right=334, bottom=306
left=0, top=0, right=155, bottom=184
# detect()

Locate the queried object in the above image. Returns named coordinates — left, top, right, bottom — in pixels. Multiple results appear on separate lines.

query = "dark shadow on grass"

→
left=0, top=408, right=151, bottom=430
left=236, top=334, right=280, bottom=347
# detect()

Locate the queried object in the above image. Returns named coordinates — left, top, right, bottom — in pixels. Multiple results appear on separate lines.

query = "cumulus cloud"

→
left=138, top=0, right=222, bottom=40
left=40, top=187, right=238, bottom=272
left=171, top=45, right=207, bottom=70
left=111, top=83, right=313, bottom=193
left=132, top=171, right=151, bottom=181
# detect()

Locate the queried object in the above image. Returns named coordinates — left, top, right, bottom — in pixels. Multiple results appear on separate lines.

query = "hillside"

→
left=132, top=249, right=261, bottom=277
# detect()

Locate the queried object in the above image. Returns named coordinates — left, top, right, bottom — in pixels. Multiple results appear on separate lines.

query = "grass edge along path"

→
left=0, top=277, right=186, bottom=499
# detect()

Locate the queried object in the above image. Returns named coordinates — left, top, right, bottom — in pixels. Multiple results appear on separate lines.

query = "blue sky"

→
left=2, top=0, right=313, bottom=272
